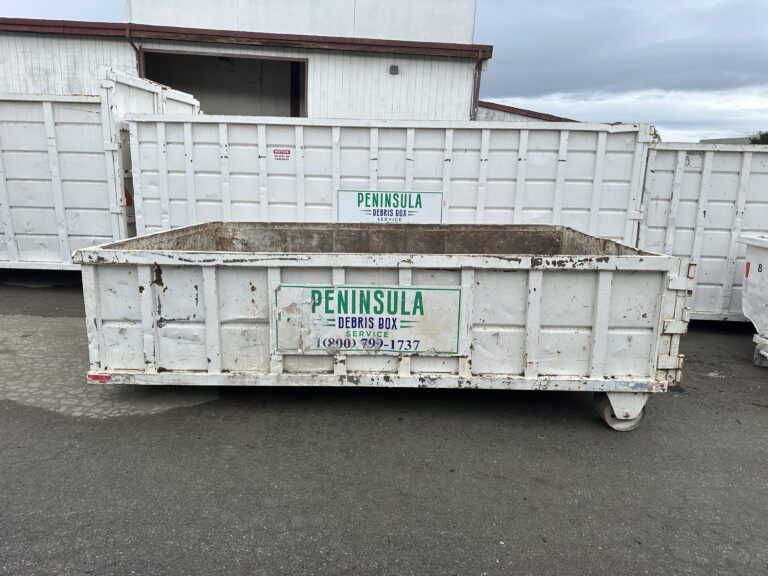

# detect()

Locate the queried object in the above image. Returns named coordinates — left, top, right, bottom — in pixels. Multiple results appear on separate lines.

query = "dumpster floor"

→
left=1, top=272, right=766, bottom=576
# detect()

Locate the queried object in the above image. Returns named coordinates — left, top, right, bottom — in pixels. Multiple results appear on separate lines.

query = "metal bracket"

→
left=658, top=354, right=684, bottom=370
left=668, top=276, right=689, bottom=290
left=663, top=319, right=688, bottom=334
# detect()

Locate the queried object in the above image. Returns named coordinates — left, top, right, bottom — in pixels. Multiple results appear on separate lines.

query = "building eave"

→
left=0, top=17, right=493, bottom=60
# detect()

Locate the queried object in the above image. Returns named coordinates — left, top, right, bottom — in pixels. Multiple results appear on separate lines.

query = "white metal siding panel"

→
left=475, top=107, right=546, bottom=122
left=139, top=39, right=476, bottom=120
left=0, top=33, right=136, bottom=96
left=129, top=116, right=651, bottom=244
left=127, top=0, right=477, bottom=43
left=640, top=143, right=768, bottom=320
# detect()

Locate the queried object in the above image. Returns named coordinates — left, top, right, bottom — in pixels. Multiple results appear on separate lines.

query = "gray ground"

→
left=1, top=271, right=766, bottom=576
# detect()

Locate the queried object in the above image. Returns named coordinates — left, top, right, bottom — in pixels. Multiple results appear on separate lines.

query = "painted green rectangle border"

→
left=275, top=283, right=462, bottom=355
left=336, top=189, right=444, bottom=223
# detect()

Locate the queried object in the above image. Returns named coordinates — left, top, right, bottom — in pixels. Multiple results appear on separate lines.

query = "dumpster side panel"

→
left=80, top=232, right=689, bottom=391
left=640, top=143, right=768, bottom=320
left=0, top=96, right=109, bottom=269
left=128, top=117, right=651, bottom=245
left=0, top=70, right=199, bottom=269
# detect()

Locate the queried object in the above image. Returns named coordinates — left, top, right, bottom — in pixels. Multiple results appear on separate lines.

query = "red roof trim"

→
left=0, top=17, right=493, bottom=59
left=478, top=100, right=575, bottom=122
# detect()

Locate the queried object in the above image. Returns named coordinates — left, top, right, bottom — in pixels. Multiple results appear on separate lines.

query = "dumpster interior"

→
left=100, top=223, right=648, bottom=257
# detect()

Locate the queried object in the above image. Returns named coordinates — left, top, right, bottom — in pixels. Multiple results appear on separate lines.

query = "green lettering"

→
left=415, top=194, right=422, bottom=208
left=357, top=192, right=364, bottom=207
left=386, top=290, right=398, bottom=315
left=311, top=289, right=322, bottom=312
left=324, top=289, right=334, bottom=314
left=413, top=291, right=424, bottom=315
left=373, top=290, right=384, bottom=314
left=337, top=290, right=348, bottom=314
left=360, top=290, right=370, bottom=314
left=370, top=192, right=377, bottom=207
left=401, top=291, right=410, bottom=315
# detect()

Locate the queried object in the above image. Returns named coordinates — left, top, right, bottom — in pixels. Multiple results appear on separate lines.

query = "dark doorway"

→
left=144, top=52, right=307, bottom=117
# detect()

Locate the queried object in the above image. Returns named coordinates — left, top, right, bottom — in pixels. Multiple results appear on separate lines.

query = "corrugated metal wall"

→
left=0, top=33, right=476, bottom=121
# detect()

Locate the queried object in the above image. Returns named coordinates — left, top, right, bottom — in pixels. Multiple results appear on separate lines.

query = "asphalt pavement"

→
left=1, top=272, right=766, bottom=576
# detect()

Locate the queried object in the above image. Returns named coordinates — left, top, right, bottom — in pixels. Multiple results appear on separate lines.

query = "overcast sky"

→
left=2, top=0, right=766, bottom=141
left=476, top=0, right=768, bottom=140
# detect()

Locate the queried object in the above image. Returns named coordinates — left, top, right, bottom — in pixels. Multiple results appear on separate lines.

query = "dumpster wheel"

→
left=593, top=392, right=645, bottom=432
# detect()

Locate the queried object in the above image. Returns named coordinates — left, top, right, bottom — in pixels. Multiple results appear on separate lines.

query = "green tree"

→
left=749, top=131, right=768, bottom=144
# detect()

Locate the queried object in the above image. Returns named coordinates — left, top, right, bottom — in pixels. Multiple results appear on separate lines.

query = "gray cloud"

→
left=476, top=0, right=768, bottom=98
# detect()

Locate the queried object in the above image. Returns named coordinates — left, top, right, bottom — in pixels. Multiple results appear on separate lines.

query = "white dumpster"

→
left=73, top=223, right=694, bottom=430
left=741, top=234, right=768, bottom=366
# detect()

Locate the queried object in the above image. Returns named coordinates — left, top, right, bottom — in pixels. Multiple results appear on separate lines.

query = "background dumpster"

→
left=741, top=234, right=768, bottom=366
left=74, top=222, right=693, bottom=430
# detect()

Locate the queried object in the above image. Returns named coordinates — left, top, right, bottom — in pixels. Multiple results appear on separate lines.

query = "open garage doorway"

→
left=143, top=51, right=307, bottom=117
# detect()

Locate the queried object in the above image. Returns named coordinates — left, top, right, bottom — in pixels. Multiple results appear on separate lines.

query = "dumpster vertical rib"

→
left=0, top=124, right=19, bottom=261
left=721, top=152, right=752, bottom=315
left=397, top=267, right=412, bottom=376
left=369, top=127, right=379, bottom=190
left=524, top=270, right=543, bottom=378
left=183, top=122, right=197, bottom=225
left=589, top=270, right=613, bottom=378
left=332, top=267, right=347, bottom=375
left=442, top=128, right=454, bottom=220
left=157, top=122, right=170, bottom=230
left=128, top=121, right=146, bottom=234
left=138, top=264, right=158, bottom=372
left=98, top=82, right=125, bottom=241
left=203, top=266, right=221, bottom=373
left=552, top=130, right=569, bottom=226
left=624, top=139, right=649, bottom=245
left=219, top=123, right=231, bottom=221
left=459, top=268, right=474, bottom=377
left=637, top=147, right=658, bottom=249
left=654, top=259, right=684, bottom=384
left=690, top=150, right=713, bottom=276
left=268, top=267, right=283, bottom=374
left=405, top=127, right=415, bottom=191
left=81, top=265, right=102, bottom=370
left=475, top=128, right=490, bottom=223
left=513, top=129, right=529, bottom=224
left=295, top=125, right=305, bottom=220
left=588, top=131, right=606, bottom=235
left=663, top=150, right=686, bottom=255
left=42, top=101, right=71, bottom=260
left=257, top=124, right=269, bottom=221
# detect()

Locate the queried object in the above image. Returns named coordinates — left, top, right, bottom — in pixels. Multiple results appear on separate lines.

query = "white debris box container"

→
left=74, top=223, right=694, bottom=430
left=741, top=234, right=768, bottom=366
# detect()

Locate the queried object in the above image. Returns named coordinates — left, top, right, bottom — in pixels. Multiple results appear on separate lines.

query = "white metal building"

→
left=0, top=0, right=492, bottom=121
